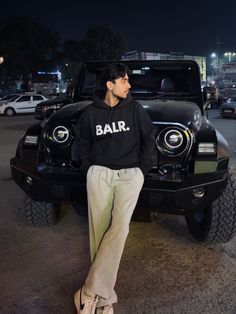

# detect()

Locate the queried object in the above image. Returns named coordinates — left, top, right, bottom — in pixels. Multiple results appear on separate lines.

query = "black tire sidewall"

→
left=5, top=107, right=15, bottom=117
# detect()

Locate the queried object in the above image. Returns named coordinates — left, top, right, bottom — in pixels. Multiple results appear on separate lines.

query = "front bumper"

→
left=10, top=158, right=87, bottom=203
left=0, top=106, right=5, bottom=114
left=10, top=157, right=228, bottom=212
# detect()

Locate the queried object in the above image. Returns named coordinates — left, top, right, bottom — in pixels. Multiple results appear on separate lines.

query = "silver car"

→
left=220, top=98, right=236, bottom=118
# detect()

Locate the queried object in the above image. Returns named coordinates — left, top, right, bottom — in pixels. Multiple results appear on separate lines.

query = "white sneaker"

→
left=96, top=304, right=114, bottom=314
left=74, top=287, right=99, bottom=314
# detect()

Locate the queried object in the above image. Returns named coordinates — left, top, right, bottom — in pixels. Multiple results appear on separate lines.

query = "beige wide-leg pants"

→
left=85, top=165, right=144, bottom=307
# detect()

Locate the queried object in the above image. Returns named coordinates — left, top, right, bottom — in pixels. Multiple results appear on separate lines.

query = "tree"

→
left=61, top=25, right=125, bottom=81
left=83, top=25, right=125, bottom=61
left=61, top=40, right=86, bottom=82
left=0, top=16, right=60, bottom=85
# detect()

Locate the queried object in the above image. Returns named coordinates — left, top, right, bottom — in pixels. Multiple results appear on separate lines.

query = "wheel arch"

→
left=4, top=106, right=16, bottom=116
left=216, top=130, right=230, bottom=159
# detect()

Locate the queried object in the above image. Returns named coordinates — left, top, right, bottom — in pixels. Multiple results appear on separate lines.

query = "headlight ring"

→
left=156, top=126, right=191, bottom=157
left=52, top=125, right=70, bottom=143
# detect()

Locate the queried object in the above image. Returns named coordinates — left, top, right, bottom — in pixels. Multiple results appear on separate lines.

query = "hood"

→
left=140, top=99, right=202, bottom=132
left=92, top=89, right=132, bottom=109
left=36, top=97, right=72, bottom=108
left=47, top=101, right=92, bottom=122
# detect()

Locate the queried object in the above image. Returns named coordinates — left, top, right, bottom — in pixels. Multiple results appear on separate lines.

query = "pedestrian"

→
left=74, top=63, right=155, bottom=314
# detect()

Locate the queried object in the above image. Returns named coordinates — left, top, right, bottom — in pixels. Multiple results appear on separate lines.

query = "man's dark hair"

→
left=101, top=63, right=129, bottom=90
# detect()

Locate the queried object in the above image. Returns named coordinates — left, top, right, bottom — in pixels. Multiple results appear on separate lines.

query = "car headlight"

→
left=197, top=143, right=216, bottom=155
left=52, top=125, right=70, bottom=143
left=164, top=129, right=183, bottom=149
left=42, top=123, right=73, bottom=149
left=24, top=135, right=38, bottom=145
left=156, top=125, right=193, bottom=157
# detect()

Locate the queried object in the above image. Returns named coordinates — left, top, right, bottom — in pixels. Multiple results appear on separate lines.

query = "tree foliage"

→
left=0, top=16, right=60, bottom=80
left=61, top=25, right=125, bottom=81
left=83, top=25, right=124, bottom=61
left=0, top=18, right=125, bottom=85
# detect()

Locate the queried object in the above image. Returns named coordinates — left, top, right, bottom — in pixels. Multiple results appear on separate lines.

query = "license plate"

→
left=224, top=109, right=232, bottom=113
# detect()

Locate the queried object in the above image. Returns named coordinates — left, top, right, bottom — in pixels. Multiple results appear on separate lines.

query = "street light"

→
left=224, top=52, right=236, bottom=62
left=210, top=52, right=219, bottom=79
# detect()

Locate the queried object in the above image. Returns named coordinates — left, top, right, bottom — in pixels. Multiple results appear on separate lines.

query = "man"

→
left=75, top=63, right=155, bottom=314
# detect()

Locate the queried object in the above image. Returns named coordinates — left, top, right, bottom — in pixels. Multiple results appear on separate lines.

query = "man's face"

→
left=109, top=74, right=131, bottom=99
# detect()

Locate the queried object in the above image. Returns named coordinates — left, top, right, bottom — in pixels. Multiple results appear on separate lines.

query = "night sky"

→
left=1, top=0, right=236, bottom=57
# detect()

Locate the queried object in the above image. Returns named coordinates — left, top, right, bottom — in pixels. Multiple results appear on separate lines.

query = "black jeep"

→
left=10, top=60, right=236, bottom=243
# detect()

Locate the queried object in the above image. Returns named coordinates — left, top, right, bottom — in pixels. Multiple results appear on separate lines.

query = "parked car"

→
left=0, top=93, right=21, bottom=101
left=35, top=96, right=72, bottom=120
left=46, top=92, right=67, bottom=99
left=220, top=98, right=236, bottom=117
left=10, top=60, right=236, bottom=243
left=0, top=93, right=48, bottom=116
left=209, top=94, right=228, bottom=109
left=220, top=88, right=236, bottom=98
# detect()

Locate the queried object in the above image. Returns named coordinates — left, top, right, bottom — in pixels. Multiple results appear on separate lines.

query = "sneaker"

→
left=96, top=304, right=114, bottom=314
left=74, top=287, right=99, bottom=314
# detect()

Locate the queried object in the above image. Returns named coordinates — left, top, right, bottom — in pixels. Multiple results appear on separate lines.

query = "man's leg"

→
left=85, top=167, right=144, bottom=307
left=86, top=165, right=115, bottom=262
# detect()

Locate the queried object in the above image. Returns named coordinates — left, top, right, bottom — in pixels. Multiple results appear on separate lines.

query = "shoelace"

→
left=80, top=288, right=99, bottom=314
left=96, top=304, right=113, bottom=314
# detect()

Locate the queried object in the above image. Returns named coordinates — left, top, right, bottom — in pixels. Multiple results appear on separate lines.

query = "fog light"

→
left=26, top=176, right=32, bottom=186
left=193, top=188, right=205, bottom=198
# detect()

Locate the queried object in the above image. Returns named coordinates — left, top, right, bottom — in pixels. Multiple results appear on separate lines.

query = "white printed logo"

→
left=96, top=121, right=130, bottom=136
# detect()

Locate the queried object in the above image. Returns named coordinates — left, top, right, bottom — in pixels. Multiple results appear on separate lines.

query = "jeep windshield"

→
left=78, top=60, right=200, bottom=101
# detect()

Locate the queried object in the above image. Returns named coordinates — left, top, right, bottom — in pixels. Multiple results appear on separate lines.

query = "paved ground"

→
left=0, top=112, right=236, bottom=314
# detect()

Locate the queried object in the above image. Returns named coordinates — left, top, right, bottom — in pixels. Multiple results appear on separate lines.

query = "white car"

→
left=0, top=94, right=48, bottom=117
left=0, top=93, right=21, bottom=101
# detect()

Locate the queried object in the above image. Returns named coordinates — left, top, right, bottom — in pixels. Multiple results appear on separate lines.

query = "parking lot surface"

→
left=0, top=112, right=235, bottom=314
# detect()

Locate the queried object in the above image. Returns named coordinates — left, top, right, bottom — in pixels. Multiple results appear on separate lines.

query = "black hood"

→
left=47, top=101, right=91, bottom=122
left=36, top=96, right=71, bottom=108
left=139, top=99, right=203, bottom=132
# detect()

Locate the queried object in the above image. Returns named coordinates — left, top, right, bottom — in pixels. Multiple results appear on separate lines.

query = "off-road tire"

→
left=4, top=107, right=15, bottom=117
left=185, top=171, right=236, bottom=243
left=25, top=194, right=61, bottom=226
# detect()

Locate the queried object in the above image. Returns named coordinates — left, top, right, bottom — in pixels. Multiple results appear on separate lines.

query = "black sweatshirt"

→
left=76, top=92, right=155, bottom=175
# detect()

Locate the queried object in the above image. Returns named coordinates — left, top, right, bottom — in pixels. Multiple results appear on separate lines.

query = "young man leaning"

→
left=75, top=63, right=155, bottom=314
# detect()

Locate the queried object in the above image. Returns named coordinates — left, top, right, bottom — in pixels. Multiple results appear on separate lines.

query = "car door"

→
left=14, top=95, right=33, bottom=113
left=32, top=95, right=46, bottom=109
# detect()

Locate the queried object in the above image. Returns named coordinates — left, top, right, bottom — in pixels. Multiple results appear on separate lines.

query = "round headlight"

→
left=164, top=130, right=183, bottom=149
left=156, top=126, right=192, bottom=157
left=52, top=126, right=70, bottom=143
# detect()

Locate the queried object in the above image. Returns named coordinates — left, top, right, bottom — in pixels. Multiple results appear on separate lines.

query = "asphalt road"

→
left=0, top=112, right=236, bottom=314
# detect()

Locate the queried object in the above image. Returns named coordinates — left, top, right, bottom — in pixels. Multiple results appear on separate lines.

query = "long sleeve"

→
left=76, top=111, right=93, bottom=174
left=136, top=103, right=156, bottom=175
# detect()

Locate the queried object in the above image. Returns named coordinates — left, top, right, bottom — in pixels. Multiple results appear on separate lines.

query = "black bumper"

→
left=10, top=157, right=228, bottom=211
left=10, top=158, right=87, bottom=203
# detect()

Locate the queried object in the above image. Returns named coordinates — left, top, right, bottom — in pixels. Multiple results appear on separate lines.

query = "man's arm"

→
left=76, top=112, right=92, bottom=174
left=136, top=103, right=156, bottom=175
